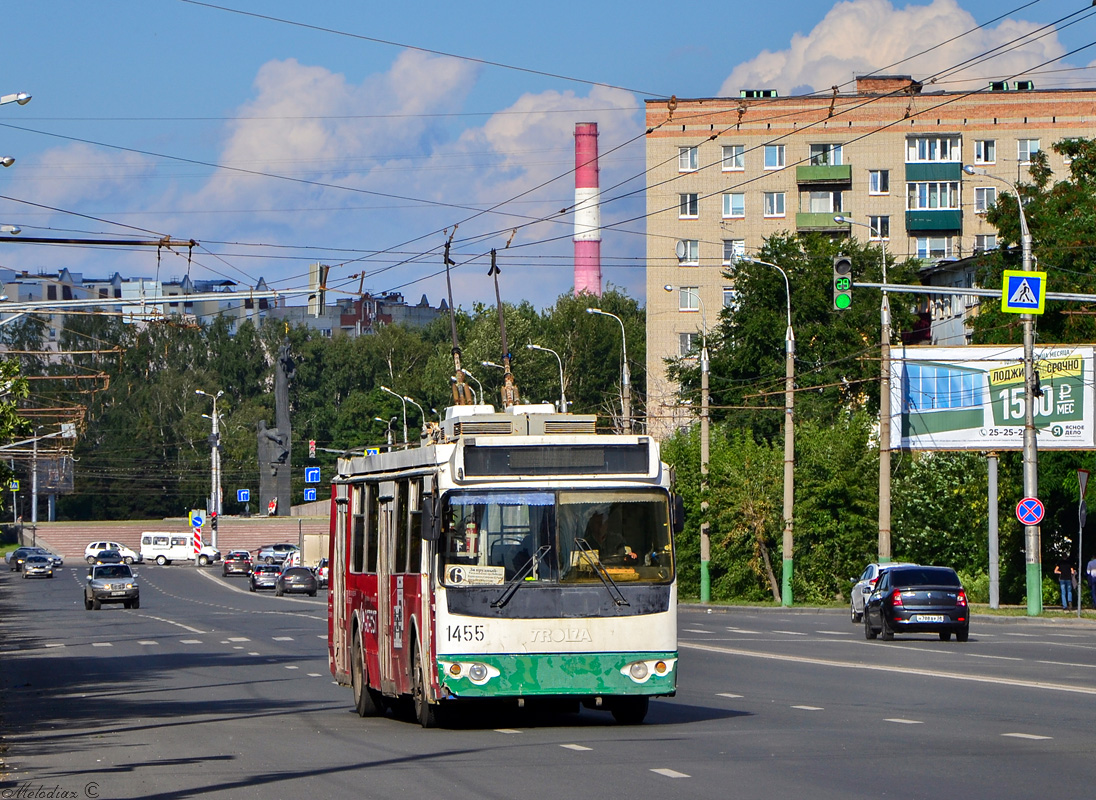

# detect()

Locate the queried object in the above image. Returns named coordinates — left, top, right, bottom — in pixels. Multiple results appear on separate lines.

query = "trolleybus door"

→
left=330, top=483, right=349, bottom=681
left=377, top=480, right=397, bottom=696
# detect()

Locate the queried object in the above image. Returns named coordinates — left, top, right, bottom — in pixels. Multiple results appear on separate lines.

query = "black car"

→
left=8, top=546, right=40, bottom=572
left=864, top=565, right=969, bottom=642
left=275, top=566, right=318, bottom=597
left=92, top=549, right=125, bottom=565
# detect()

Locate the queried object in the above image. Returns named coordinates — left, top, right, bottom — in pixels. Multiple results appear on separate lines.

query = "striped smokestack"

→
left=573, top=122, right=601, bottom=297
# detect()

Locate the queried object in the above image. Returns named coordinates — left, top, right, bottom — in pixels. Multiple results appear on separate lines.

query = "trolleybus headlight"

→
left=629, top=662, right=649, bottom=681
left=440, top=660, right=500, bottom=686
left=620, top=658, right=678, bottom=684
left=468, top=663, right=489, bottom=682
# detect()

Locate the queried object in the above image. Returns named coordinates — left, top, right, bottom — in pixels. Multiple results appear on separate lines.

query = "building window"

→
left=975, top=234, right=997, bottom=252
left=809, top=143, right=842, bottom=165
left=722, top=287, right=738, bottom=309
left=974, top=186, right=997, bottom=213
left=906, top=135, right=961, bottom=163
left=678, top=287, right=700, bottom=311
left=916, top=236, right=953, bottom=259
left=807, top=190, right=841, bottom=214
left=974, top=140, right=996, bottom=164
left=764, top=192, right=786, bottom=217
left=679, top=332, right=699, bottom=356
left=677, top=239, right=699, bottom=265
left=722, top=239, right=745, bottom=265
left=679, top=193, right=699, bottom=218
left=678, top=146, right=698, bottom=172
left=868, top=215, right=890, bottom=240
left=722, top=193, right=745, bottom=218
left=907, top=181, right=961, bottom=210
left=869, top=169, right=890, bottom=195
left=722, top=144, right=744, bottom=171
left=764, top=145, right=785, bottom=169
left=1018, top=138, right=1040, bottom=164
left=47, top=285, right=57, bottom=301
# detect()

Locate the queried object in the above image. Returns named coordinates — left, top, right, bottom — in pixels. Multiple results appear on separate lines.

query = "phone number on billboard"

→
left=980, top=428, right=1024, bottom=437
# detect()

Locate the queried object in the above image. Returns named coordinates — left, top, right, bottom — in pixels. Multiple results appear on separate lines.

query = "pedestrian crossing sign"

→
left=1001, top=269, right=1046, bottom=314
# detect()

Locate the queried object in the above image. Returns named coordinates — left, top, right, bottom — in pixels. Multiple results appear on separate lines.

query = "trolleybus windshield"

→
left=441, top=489, right=673, bottom=587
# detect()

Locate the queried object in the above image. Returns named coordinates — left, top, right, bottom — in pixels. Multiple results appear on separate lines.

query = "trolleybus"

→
left=327, top=403, right=682, bottom=726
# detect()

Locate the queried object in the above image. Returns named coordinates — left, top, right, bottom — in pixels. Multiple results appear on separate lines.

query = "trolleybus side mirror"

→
left=421, top=494, right=440, bottom=541
left=672, top=494, right=685, bottom=534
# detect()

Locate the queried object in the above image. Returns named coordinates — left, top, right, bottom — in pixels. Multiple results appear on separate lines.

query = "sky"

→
left=1, top=0, right=1094, bottom=312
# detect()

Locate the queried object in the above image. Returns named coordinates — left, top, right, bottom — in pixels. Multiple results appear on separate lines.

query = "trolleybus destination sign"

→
left=889, top=345, right=1096, bottom=451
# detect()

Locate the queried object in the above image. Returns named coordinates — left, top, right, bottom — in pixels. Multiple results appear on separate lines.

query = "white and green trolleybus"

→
left=327, top=402, right=683, bottom=726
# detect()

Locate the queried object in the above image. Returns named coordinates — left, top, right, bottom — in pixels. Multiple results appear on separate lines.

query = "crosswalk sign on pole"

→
left=1001, top=270, right=1047, bottom=314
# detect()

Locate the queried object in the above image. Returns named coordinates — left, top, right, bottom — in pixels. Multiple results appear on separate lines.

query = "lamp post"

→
left=379, top=385, right=408, bottom=448
left=526, top=344, right=567, bottom=412
left=664, top=284, right=711, bottom=602
left=460, top=369, right=483, bottom=405
left=742, top=259, right=795, bottom=606
left=835, top=214, right=893, bottom=566
left=585, top=308, right=631, bottom=433
left=374, top=416, right=395, bottom=451
left=195, top=389, right=224, bottom=548
left=0, top=93, right=31, bottom=107
left=403, top=394, right=425, bottom=442
left=964, top=164, right=1041, bottom=615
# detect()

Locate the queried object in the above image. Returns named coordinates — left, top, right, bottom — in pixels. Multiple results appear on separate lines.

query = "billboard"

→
left=890, top=345, right=1096, bottom=451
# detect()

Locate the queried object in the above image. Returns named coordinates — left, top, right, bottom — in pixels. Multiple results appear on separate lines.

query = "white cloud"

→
left=718, top=0, right=1065, bottom=97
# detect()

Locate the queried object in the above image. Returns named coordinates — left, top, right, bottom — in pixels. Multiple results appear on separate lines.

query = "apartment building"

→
left=645, top=75, right=1096, bottom=438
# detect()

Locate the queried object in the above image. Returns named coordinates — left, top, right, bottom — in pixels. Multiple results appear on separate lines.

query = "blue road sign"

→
left=303, top=488, right=317, bottom=502
left=237, top=489, right=250, bottom=503
left=189, top=511, right=204, bottom=528
left=305, top=467, right=321, bottom=484
left=1001, top=270, right=1046, bottom=314
left=1016, top=497, right=1045, bottom=526
left=365, top=447, right=380, bottom=456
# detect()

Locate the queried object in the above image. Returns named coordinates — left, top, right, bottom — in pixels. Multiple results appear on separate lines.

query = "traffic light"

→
left=833, top=255, right=853, bottom=310
left=210, top=511, right=218, bottom=532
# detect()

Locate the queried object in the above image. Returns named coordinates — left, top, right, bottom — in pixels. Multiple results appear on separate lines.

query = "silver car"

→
left=22, top=555, right=53, bottom=579
left=85, top=563, right=140, bottom=610
left=851, top=562, right=915, bottom=622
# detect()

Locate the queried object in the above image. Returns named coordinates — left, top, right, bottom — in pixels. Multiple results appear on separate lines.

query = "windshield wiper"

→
left=491, top=545, right=552, bottom=609
left=573, top=537, right=629, bottom=606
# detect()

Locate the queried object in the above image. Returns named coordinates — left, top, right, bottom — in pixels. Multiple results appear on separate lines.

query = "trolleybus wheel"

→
left=611, top=696, right=649, bottom=725
left=412, top=642, right=439, bottom=728
left=352, top=635, right=381, bottom=717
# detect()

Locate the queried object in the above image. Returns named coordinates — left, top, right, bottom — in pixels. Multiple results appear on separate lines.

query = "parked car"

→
left=275, top=566, right=318, bottom=597
left=249, top=564, right=280, bottom=592
left=222, top=550, right=253, bottom=577
left=850, top=561, right=916, bottom=622
left=84, top=563, right=140, bottom=610
left=314, top=558, right=329, bottom=589
left=863, top=565, right=969, bottom=642
left=22, top=554, right=53, bottom=579
left=256, top=543, right=299, bottom=565
left=85, top=540, right=141, bottom=565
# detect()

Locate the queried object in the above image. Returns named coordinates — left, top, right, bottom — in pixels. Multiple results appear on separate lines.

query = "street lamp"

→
left=374, top=416, right=395, bottom=451
left=0, top=93, right=31, bottom=107
left=964, top=164, right=1041, bottom=615
left=403, top=394, right=425, bottom=441
left=379, top=385, right=408, bottom=449
left=585, top=308, right=631, bottom=433
left=0, top=225, right=19, bottom=235
left=526, top=343, right=567, bottom=412
left=195, top=389, right=224, bottom=548
left=834, top=214, right=893, bottom=568
left=1, top=157, right=13, bottom=168
left=741, top=258, right=796, bottom=607
left=460, top=369, right=483, bottom=405
left=664, top=284, right=711, bottom=602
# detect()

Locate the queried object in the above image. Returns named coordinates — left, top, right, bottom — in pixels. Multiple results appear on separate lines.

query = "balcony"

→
left=796, top=212, right=848, bottom=232
left=905, top=162, right=962, bottom=181
left=796, top=164, right=852, bottom=185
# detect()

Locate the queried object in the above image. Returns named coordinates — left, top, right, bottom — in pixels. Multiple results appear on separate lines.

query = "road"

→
left=2, top=564, right=1095, bottom=799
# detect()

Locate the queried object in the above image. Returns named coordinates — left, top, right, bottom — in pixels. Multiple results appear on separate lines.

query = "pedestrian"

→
left=1054, top=555, right=1076, bottom=610
left=1087, top=554, right=1096, bottom=609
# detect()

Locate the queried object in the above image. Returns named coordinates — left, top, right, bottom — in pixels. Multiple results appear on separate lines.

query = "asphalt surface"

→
left=1, top=564, right=1095, bottom=799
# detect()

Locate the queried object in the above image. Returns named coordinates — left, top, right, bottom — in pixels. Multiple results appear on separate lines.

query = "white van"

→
left=140, top=532, right=221, bottom=566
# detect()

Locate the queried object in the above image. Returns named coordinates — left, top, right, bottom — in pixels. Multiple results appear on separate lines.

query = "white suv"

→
left=85, top=540, right=142, bottom=565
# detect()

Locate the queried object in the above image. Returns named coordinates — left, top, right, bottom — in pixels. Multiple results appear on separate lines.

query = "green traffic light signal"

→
left=833, top=255, right=853, bottom=310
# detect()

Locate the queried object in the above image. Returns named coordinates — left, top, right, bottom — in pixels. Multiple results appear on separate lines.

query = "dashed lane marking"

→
left=773, top=630, right=807, bottom=636
left=792, top=705, right=823, bottom=711
left=717, top=693, right=743, bottom=699
left=91, top=642, right=112, bottom=647
left=1002, top=733, right=1052, bottom=740
left=966, top=654, right=1022, bottom=661
left=273, top=636, right=294, bottom=641
left=138, top=641, right=158, bottom=646
left=651, top=769, right=690, bottom=779
left=885, top=718, right=923, bottom=724
left=180, top=639, right=203, bottom=645
left=561, top=744, right=592, bottom=751
left=495, top=729, right=521, bottom=734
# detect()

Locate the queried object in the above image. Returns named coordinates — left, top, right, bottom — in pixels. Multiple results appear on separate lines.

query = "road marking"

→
left=232, top=646, right=244, bottom=650
left=1037, top=660, right=1096, bottom=669
left=683, top=628, right=711, bottom=634
left=227, top=637, right=250, bottom=642
left=1004, top=632, right=1036, bottom=637
left=717, top=693, right=743, bottom=699
left=285, top=665, right=299, bottom=670
left=180, top=639, right=203, bottom=645
left=44, top=643, right=64, bottom=648
left=885, top=718, right=923, bottom=725
left=273, top=636, right=294, bottom=641
left=141, top=615, right=205, bottom=634
left=307, top=673, right=323, bottom=677
left=138, top=641, right=158, bottom=646
left=816, top=630, right=851, bottom=636
left=774, top=630, right=807, bottom=636
left=495, top=729, right=521, bottom=734
left=561, top=744, right=592, bottom=751
left=681, top=641, right=1096, bottom=696
left=317, top=634, right=328, bottom=640
left=91, top=642, right=112, bottom=647
left=725, top=628, right=762, bottom=634
left=1002, top=733, right=1052, bottom=740
left=966, top=653, right=1022, bottom=661
left=651, top=768, right=690, bottom=778
left=248, top=651, right=260, bottom=656
left=792, top=705, right=823, bottom=711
